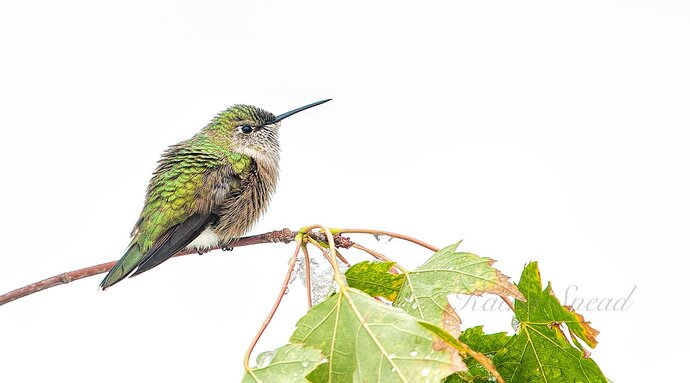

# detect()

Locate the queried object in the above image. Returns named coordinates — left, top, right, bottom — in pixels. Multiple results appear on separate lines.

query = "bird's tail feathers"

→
left=100, top=242, right=143, bottom=290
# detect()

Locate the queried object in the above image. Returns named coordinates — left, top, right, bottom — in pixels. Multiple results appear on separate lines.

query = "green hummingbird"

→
left=100, top=99, right=331, bottom=289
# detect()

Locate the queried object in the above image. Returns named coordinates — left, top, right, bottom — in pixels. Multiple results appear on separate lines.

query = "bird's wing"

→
left=127, top=135, right=253, bottom=278
left=129, top=212, right=213, bottom=276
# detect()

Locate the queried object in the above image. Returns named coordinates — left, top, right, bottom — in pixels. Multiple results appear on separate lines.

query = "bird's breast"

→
left=212, top=160, right=279, bottom=242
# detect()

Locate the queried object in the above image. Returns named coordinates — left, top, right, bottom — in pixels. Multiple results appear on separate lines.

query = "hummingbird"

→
left=100, top=99, right=331, bottom=289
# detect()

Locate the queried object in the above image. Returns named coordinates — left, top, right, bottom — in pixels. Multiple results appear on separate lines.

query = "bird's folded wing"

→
left=130, top=212, right=215, bottom=277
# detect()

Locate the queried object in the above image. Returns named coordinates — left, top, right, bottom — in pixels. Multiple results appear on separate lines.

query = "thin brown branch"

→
left=0, top=261, right=116, bottom=306
left=0, top=228, right=353, bottom=307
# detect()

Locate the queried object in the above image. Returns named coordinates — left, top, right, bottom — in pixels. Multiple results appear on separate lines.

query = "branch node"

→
left=59, top=273, right=71, bottom=284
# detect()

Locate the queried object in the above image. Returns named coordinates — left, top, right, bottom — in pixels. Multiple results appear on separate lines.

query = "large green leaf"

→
left=491, top=262, right=606, bottom=382
left=291, top=287, right=466, bottom=382
left=394, top=243, right=523, bottom=336
left=242, top=344, right=324, bottom=383
left=345, top=261, right=404, bottom=301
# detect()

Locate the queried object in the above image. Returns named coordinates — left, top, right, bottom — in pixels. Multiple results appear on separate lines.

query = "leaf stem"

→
left=306, top=237, right=344, bottom=288
left=301, top=244, right=313, bottom=309
left=500, top=295, right=515, bottom=312
left=351, top=243, right=409, bottom=274
left=333, top=249, right=351, bottom=267
left=243, top=237, right=302, bottom=373
left=351, top=243, right=390, bottom=262
left=335, top=228, right=439, bottom=252
left=301, top=225, right=345, bottom=288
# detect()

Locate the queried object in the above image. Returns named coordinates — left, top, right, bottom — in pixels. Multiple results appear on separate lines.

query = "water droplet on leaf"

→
left=256, top=351, right=275, bottom=368
left=511, top=316, right=520, bottom=332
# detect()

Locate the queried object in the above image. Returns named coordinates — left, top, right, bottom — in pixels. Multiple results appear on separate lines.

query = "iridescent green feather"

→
left=134, top=133, right=251, bottom=251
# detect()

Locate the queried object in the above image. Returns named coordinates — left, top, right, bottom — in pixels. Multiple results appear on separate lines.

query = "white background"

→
left=1, top=1, right=688, bottom=382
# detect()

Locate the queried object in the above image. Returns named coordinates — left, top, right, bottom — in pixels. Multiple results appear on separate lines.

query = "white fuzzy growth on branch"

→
left=291, top=251, right=349, bottom=305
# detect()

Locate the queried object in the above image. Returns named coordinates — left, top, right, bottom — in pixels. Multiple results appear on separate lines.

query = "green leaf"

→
left=419, top=322, right=505, bottom=383
left=440, top=327, right=511, bottom=382
left=291, top=287, right=467, bottom=382
left=394, top=243, right=523, bottom=336
left=345, top=261, right=404, bottom=301
left=242, top=344, right=324, bottom=383
left=491, top=262, right=606, bottom=382
left=459, top=326, right=511, bottom=355
left=451, top=326, right=512, bottom=382
left=516, top=262, right=599, bottom=349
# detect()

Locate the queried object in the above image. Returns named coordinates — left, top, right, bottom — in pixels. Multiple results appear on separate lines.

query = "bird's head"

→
left=206, top=99, right=331, bottom=165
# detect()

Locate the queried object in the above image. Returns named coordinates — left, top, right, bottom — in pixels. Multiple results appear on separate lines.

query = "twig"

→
left=0, top=228, right=353, bottom=307
left=0, top=261, right=117, bottom=306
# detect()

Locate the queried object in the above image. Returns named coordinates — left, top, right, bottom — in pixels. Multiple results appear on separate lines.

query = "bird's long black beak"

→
left=272, top=99, right=331, bottom=123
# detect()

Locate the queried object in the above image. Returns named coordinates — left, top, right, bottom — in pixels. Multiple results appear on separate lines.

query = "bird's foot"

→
left=222, top=246, right=234, bottom=251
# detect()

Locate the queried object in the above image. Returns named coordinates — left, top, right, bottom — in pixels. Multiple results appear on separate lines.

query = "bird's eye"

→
left=239, top=125, right=253, bottom=134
